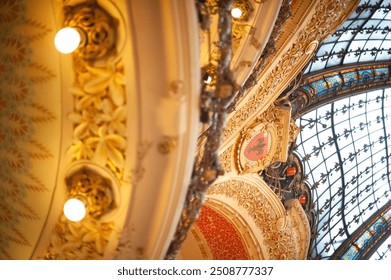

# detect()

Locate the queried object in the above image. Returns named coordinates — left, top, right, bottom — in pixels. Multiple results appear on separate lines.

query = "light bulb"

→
left=231, top=7, right=243, bottom=19
left=63, top=198, right=86, bottom=222
left=54, top=27, right=81, bottom=54
left=204, top=75, right=212, bottom=84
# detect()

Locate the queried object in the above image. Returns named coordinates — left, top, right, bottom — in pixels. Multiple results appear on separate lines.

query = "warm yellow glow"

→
left=63, top=198, right=86, bottom=222
left=231, top=7, right=243, bottom=19
left=54, top=27, right=81, bottom=54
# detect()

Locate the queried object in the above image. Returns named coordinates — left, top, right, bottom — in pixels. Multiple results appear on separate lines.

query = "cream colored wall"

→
left=0, top=0, right=62, bottom=260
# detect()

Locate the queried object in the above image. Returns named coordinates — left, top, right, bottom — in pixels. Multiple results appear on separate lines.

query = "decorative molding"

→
left=189, top=227, right=214, bottom=259
left=236, top=122, right=276, bottom=173
left=43, top=215, right=113, bottom=260
left=157, top=136, right=177, bottom=155
left=43, top=0, right=126, bottom=260
left=63, top=2, right=118, bottom=60
left=290, top=63, right=391, bottom=117
left=65, top=166, right=118, bottom=220
left=235, top=104, right=292, bottom=173
left=66, top=55, right=127, bottom=181
left=227, top=0, right=293, bottom=113
left=232, top=24, right=255, bottom=55
left=219, top=145, right=233, bottom=173
left=207, top=177, right=298, bottom=259
left=126, top=141, right=152, bottom=186
left=222, top=0, right=357, bottom=144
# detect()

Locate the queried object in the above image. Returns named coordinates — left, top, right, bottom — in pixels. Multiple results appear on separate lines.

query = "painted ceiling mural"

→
left=0, top=0, right=61, bottom=259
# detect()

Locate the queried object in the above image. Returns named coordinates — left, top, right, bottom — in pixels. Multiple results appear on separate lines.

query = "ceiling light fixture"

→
left=54, top=27, right=83, bottom=54
left=63, top=197, right=87, bottom=222
left=204, top=74, right=213, bottom=84
left=231, top=7, right=243, bottom=19
left=63, top=166, right=118, bottom=222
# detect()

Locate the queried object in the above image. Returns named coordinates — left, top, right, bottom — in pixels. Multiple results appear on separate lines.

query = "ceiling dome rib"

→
left=305, top=0, right=391, bottom=75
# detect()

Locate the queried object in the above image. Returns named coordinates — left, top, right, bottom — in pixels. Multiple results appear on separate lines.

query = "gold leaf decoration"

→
left=44, top=216, right=113, bottom=260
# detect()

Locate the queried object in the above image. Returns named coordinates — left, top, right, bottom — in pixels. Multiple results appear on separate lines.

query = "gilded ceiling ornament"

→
left=232, top=0, right=254, bottom=22
left=285, top=199, right=311, bottom=259
left=44, top=215, right=113, bottom=260
left=193, top=204, right=251, bottom=259
left=204, top=199, right=264, bottom=259
left=236, top=123, right=276, bottom=174
left=227, top=0, right=292, bottom=113
left=219, top=146, right=233, bottom=173
left=42, top=0, right=126, bottom=260
left=64, top=2, right=118, bottom=60
left=66, top=25, right=127, bottom=180
left=234, top=104, right=292, bottom=173
left=207, top=178, right=298, bottom=259
left=222, top=0, right=356, bottom=144
left=66, top=167, right=117, bottom=219
left=231, top=24, right=255, bottom=54
left=165, top=0, right=236, bottom=260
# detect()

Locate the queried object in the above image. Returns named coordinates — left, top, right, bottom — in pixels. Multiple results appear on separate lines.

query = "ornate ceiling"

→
left=3, top=0, right=387, bottom=261
left=293, top=0, right=391, bottom=260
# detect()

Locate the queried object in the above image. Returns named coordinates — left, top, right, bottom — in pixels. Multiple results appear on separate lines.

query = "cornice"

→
left=220, top=0, right=359, bottom=151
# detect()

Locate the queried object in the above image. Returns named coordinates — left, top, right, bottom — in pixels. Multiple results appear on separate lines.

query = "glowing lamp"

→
left=54, top=27, right=82, bottom=54
left=204, top=74, right=212, bottom=84
left=231, top=7, right=243, bottom=19
left=299, top=194, right=307, bottom=205
left=286, top=167, right=296, bottom=177
left=63, top=197, right=86, bottom=222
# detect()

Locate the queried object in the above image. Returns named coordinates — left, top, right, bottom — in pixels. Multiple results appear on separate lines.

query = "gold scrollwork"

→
left=64, top=2, right=118, bottom=60
left=222, top=0, right=356, bottom=144
left=207, top=179, right=297, bottom=259
left=66, top=167, right=116, bottom=219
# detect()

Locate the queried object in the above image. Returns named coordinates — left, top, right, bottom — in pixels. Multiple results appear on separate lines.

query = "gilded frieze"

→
left=222, top=0, right=357, bottom=144
left=234, top=104, right=292, bottom=173
left=44, top=0, right=126, bottom=260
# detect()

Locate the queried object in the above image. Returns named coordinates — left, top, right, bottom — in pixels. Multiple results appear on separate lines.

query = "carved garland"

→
left=222, top=0, right=353, bottom=143
left=219, top=145, right=233, bottom=173
left=227, top=0, right=292, bottom=113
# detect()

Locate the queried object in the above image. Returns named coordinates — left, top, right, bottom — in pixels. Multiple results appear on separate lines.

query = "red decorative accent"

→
left=286, top=167, right=296, bottom=176
left=299, top=195, right=307, bottom=205
left=244, top=132, right=269, bottom=161
left=196, top=205, right=249, bottom=260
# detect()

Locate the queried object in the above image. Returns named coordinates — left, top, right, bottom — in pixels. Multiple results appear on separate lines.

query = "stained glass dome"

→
left=294, top=0, right=391, bottom=259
